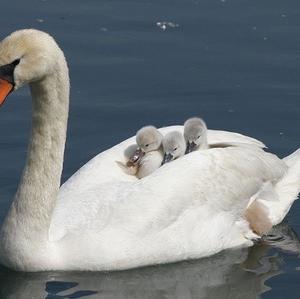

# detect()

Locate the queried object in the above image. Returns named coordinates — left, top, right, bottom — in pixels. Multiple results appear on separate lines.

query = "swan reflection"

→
left=0, top=223, right=298, bottom=299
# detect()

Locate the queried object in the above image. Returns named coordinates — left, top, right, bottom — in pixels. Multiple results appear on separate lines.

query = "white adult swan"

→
left=0, top=29, right=299, bottom=272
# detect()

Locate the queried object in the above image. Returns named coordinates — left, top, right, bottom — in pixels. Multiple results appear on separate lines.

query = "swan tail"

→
left=258, top=149, right=300, bottom=226
left=275, top=149, right=300, bottom=219
left=116, top=161, right=137, bottom=176
left=244, top=149, right=300, bottom=234
left=283, top=148, right=300, bottom=167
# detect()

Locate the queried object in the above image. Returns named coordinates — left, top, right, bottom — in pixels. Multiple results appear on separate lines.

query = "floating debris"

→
left=100, top=27, right=108, bottom=32
left=156, top=21, right=179, bottom=31
left=36, top=18, right=44, bottom=23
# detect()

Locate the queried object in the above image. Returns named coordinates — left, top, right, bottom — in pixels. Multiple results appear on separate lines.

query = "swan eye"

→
left=145, top=144, right=149, bottom=147
left=0, top=59, right=21, bottom=86
left=174, top=147, right=178, bottom=151
left=197, top=135, right=201, bottom=139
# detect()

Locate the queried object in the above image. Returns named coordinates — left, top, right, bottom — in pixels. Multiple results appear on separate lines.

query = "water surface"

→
left=0, top=0, right=300, bottom=298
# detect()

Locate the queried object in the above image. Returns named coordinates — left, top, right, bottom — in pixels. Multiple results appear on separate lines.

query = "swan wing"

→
left=206, top=130, right=265, bottom=148
left=50, top=140, right=285, bottom=252
left=55, top=126, right=265, bottom=202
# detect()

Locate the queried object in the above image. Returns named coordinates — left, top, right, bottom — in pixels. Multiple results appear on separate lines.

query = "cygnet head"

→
left=127, top=126, right=162, bottom=165
left=184, top=117, right=208, bottom=153
left=136, top=126, right=163, bottom=153
left=0, top=29, right=68, bottom=106
left=162, top=131, right=186, bottom=164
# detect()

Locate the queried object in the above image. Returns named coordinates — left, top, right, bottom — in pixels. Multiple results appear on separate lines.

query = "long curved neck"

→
left=3, top=58, right=69, bottom=240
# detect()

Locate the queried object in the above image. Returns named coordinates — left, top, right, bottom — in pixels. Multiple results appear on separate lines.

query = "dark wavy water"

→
left=0, top=0, right=300, bottom=298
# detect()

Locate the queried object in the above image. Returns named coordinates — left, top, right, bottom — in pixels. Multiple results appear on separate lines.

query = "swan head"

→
left=184, top=117, right=207, bottom=153
left=0, top=29, right=66, bottom=105
left=162, top=131, right=186, bottom=164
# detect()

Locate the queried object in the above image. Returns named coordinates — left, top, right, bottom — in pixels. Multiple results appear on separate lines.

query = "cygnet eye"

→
left=173, top=147, right=178, bottom=151
left=145, top=144, right=149, bottom=147
left=196, top=135, right=201, bottom=139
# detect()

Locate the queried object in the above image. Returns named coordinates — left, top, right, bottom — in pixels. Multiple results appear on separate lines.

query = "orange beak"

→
left=0, top=78, right=13, bottom=106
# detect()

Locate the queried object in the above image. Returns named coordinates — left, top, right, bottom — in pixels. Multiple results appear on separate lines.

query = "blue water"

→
left=0, top=0, right=300, bottom=298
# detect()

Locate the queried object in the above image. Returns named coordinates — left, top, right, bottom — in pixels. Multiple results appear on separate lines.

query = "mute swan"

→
left=162, top=131, right=186, bottom=164
left=184, top=117, right=209, bottom=153
left=0, top=29, right=300, bottom=272
left=117, top=126, right=163, bottom=178
left=116, top=148, right=144, bottom=176
left=184, top=117, right=263, bottom=153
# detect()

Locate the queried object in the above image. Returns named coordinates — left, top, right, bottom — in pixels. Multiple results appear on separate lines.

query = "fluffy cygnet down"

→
left=162, top=131, right=186, bottom=164
left=184, top=117, right=208, bottom=153
left=117, top=126, right=164, bottom=179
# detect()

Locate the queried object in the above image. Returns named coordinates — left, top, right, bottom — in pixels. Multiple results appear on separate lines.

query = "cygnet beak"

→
left=162, top=153, right=174, bottom=165
left=185, top=141, right=197, bottom=154
left=129, top=148, right=145, bottom=164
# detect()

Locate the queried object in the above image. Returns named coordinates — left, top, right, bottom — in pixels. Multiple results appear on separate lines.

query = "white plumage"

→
left=0, top=29, right=299, bottom=272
